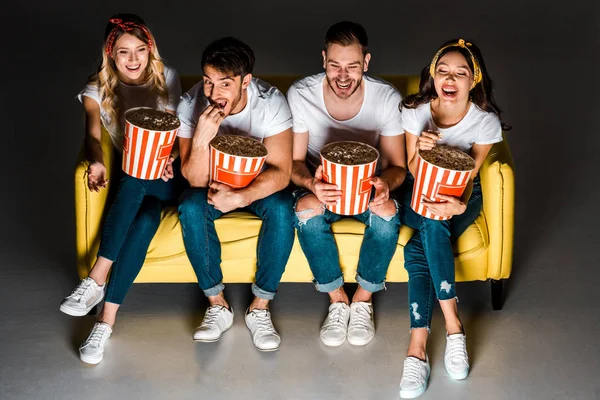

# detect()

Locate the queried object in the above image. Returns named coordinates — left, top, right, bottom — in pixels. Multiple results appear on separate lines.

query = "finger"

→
left=421, top=132, right=441, bottom=141
left=369, top=177, right=381, bottom=185
left=321, top=194, right=342, bottom=202
left=202, top=104, right=216, bottom=115
left=315, top=165, right=323, bottom=180
left=436, top=194, right=459, bottom=202
left=315, top=183, right=340, bottom=191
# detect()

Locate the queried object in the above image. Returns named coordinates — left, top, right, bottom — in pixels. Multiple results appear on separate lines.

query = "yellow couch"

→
left=74, top=75, right=514, bottom=309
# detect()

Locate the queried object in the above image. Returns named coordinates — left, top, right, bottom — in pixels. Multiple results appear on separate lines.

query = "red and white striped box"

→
left=122, top=109, right=178, bottom=180
left=209, top=140, right=267, bottom=189
left=410, top=153, right=474, bottom=220
left=320, top=142, right=379, bottom=216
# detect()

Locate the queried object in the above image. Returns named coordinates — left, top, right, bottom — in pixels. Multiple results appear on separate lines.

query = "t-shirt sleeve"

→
left=380, top=88, right=403, bottom=136
left=264, top=89, right=293, bottom=137
left=165, top=66, right=182, bottom=111
left=476, top=113, right=503, bottom=145
left=401, top=106, right=422, bottom=136
left=77, top=84, right=101, bottom=106
left=176, top=90, right=196, bottom=139
left=286, top=85, right=308, bottom=134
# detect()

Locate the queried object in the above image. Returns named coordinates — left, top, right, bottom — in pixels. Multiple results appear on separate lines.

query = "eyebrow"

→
left=203, top=74, right=235, bottom=81
left=328, top=60, right=361, bottom=66
left=437, top=62, right=470, bottom=69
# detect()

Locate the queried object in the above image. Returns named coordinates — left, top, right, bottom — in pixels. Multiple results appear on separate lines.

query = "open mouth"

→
left=126, top=64, right=141, bottom=72
left=336, top=80, right=352, bottom=90
left=441, top=86, right=458, bottom=98
left=216, top=100, right=227, bottom=109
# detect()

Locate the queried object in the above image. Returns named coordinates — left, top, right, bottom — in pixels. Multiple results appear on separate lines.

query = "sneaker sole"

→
left=320, top=335, right=346, bottom=347
left=399, top=383, right=427, bottom=399
left=445, top=365, right=469, bottom=380
left=60, top=295, right=104, bottom=317
left=79, top=351, right=103, bottom=365
left=347, top=334, right=374, bottom=346
left=192, top=323, right=232, bottom=342
left=256, top=344, right=280, bottom=352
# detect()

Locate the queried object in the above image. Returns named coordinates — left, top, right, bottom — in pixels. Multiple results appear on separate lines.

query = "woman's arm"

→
left=82, top=96, right=108, bottom=192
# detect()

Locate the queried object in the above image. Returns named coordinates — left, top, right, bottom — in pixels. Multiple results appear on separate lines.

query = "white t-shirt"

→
left=401, top=102, right=503, bottom=153
left=176, top=78, right=292, bottom=141
left=78, top=64, right=181, bottom=152
left=286, top=73, right=403, bottom=172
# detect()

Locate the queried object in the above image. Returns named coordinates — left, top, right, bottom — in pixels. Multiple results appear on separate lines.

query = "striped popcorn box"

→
left=320, top=141, right=379, bottom=216
left=209, top=135, right=268, bottom=189
left=410, top=149, right=475, bottom=220
left=122, top=108, right=179, bottom=180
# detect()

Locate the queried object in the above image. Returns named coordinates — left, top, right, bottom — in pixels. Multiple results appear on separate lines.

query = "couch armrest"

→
left=74, top=127, right=115, bottom=279
left=478, top=134, right=515, bottom=280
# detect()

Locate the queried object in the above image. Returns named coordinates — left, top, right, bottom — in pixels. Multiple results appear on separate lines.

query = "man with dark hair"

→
left=176, top=37, right=294, bottom=351
left=287, top=22, right=406, bottom=347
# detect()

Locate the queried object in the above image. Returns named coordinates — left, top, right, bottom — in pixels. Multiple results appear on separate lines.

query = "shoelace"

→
left=323, top=304, right=348, bottom=331
left=250, top=310, right=275, bottom=337
left=447, top=336, right=468, bottom=362
left=348, top=303, right=372, bottom=331
left=200, top=306, right=226, bottom=328
left=401, top=358, right=425, bottom=384
left=68, top=278, right=94, bottom=302
left=84, top=324, right=110, bottom=348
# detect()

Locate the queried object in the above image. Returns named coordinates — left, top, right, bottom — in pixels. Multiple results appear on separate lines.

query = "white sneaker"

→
left=319, top=302, right=350, bottom=347
left=347, top=301, right=375, bottom=346
left=60, top=277, right=105, bottom=317
left=193, top=305, right=234, bottom=342
left=79, top=322, right=112, bottom=365
left=245, top=308, right=281, bottom=351
left=399, top=356, right=430, bottom=399
left=445, top=333, right=470, bottom=380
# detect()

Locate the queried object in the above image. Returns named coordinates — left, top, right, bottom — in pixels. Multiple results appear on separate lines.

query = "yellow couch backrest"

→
left=180, top=75, right=421, bottom=97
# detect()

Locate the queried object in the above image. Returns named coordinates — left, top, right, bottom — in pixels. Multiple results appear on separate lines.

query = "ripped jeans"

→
left=294, top=189, right=400, bottom=293
left=401, top=174, right=482, bottom=331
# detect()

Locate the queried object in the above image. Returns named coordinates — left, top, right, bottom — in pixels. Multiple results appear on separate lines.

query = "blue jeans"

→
left=401, top=174, right=482, bottom=331
left=294, top=189, right=400, bottom=293
left=178, top=188, right=295, bottom=300
left=101, top=159, right=185, bottom=305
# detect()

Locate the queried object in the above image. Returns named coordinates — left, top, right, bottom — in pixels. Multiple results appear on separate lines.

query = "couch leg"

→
left=491, top=279, right=504, bottom=310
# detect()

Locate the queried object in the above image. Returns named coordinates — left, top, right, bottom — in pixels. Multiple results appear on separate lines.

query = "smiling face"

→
left=202, top=65, right=251, bottom=117
left=433, top=51, right=474, bottom=105
left=322, top=43, right=370, bottom=100
left=111, top=33, right=150, bottom=85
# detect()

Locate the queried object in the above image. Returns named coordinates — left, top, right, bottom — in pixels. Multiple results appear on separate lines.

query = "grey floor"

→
left=3, top=0, right=599, bottom=399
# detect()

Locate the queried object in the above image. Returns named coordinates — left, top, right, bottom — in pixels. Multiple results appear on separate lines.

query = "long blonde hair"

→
left=87, top=14, right=168, bottom=128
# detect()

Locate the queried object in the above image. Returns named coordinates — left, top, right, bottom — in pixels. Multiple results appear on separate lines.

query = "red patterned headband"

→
left=105, top=18, right=153, bottom=56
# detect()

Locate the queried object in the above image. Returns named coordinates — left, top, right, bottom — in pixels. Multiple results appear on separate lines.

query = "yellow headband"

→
left=429, top=39, right=482, bottom=89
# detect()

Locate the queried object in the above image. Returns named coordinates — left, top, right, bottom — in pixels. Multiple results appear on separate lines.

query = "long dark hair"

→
left=403, top=39, right=510, bottom=130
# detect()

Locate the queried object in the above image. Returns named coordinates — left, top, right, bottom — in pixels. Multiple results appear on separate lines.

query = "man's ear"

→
left=363, top=53, right=371, bottom=72
left=322, top=50, right=327, bottom=69
left=242, top=73, right=252, bottom=89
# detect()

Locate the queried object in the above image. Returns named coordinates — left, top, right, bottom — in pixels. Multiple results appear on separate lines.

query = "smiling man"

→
left=287, top=21, right=406, bottom=347
left=176, top=37, right=294, bottom=351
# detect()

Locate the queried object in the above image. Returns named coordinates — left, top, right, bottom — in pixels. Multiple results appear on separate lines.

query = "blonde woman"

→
left=59, top=14, right=183, bottom=364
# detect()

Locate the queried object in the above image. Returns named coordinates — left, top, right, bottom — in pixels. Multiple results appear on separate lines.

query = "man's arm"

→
left=179, top=105, right=224, bottom=187
left=238, top=128, right=293, bottom=202
left=291, top=131, right=313, bottom=189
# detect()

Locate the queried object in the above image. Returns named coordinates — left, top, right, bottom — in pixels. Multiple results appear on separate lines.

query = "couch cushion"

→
left=146, top=207, right=488, bottom=263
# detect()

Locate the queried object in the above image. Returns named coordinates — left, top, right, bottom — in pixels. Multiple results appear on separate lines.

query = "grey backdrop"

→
left=1, top=0, right=599, bottom=398
left=3, top=0, right=598, bottom=273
